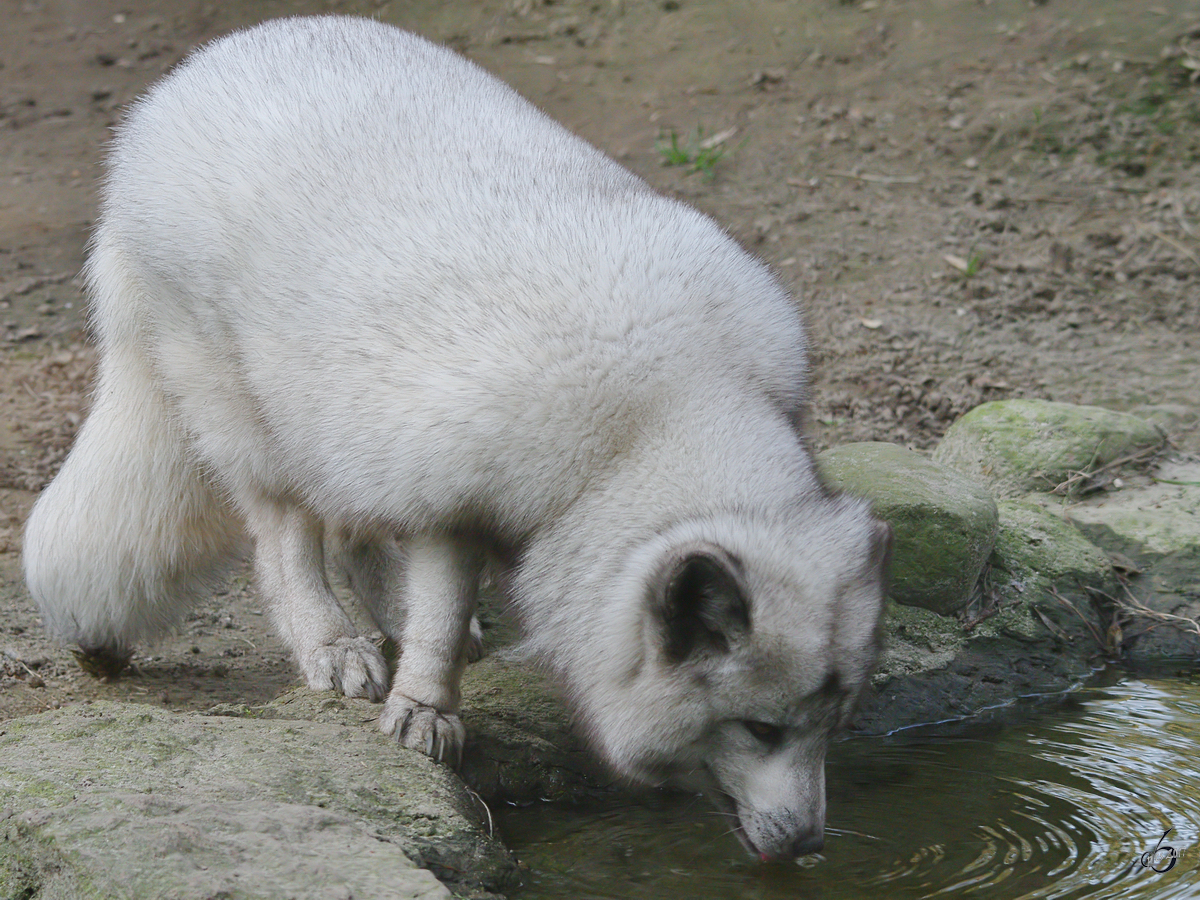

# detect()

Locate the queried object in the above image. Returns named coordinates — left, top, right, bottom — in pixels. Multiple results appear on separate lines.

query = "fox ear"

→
left=654, top=543, right=749, bottom=663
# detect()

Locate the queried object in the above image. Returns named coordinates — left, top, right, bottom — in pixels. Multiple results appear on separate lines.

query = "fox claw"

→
left=299, top=636, right=390, bottom=702
left=379, top=695, right=465, bottom=767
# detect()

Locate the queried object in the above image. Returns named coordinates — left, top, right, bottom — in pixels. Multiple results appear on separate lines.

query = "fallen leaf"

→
left=698, top=126, right=738, bottom=150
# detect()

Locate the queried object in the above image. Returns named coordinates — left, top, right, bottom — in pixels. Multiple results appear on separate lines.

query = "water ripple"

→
left=502, top=675, right=1200, bottom=899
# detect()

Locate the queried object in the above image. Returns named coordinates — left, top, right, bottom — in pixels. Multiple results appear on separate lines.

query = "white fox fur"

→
left=23, top=16, right=889, bottom=859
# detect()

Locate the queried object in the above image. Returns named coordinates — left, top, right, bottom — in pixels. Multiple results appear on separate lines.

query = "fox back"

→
left=97, top=17, right=808, bottom=527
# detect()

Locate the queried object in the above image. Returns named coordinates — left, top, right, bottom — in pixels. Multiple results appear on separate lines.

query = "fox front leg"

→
left=378, top=532, right=482, bottom=766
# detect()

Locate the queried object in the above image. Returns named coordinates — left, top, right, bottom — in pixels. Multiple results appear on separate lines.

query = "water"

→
left=499, top=672, right=1200, bottom=899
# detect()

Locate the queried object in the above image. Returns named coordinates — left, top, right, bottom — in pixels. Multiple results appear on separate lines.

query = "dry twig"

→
left=827, top=170, right=921, bottom=185
left=1143, top=225, right=1200, bottom=269
left=1051, top=442, right=1165, bottom=497
left=1048, top=587, right=1109, bottom=650
left=1101, top=583, right=1200, bottom=639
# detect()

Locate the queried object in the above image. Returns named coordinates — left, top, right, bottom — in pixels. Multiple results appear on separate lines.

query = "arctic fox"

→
left=23, top=16, right=890, bottom=859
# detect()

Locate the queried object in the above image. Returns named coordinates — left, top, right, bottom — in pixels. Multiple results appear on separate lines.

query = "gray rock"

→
left=1066, top=458, right=1200, bottom=560
left=1131, top=403, right=1199, bottom=439
left=818, top=442, right=999, bottom=616
left=854, top=459, right=1200, bottom=734
left=0, top=702, right=513, bottom=900
left=854, top=594, right=1103, bottom=736
left=1065, top=457, right=1200, bottom=660
left=980, top=497, right=1114, bottom=651
left=932, top=399, right=1165, bottom=497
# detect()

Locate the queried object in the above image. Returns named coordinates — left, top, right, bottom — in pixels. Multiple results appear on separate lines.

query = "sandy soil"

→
left=2, top=0, right=1198, bottom=719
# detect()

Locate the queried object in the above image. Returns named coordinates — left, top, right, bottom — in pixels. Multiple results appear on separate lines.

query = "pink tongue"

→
left=759, top=852, right=771, bottom=863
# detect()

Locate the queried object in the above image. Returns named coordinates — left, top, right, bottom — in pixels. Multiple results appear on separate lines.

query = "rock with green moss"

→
left=852, top=498, right=1124, bottom=734
left=818, top=442, right=999, bottom=616
left=986, top=497, right=1115, bottom=643
left=245, top=655, right=614, bottom=805
left=0, top=702, right=513, bottom=899
left=932, top=399, right=1165, bottom=497
left=989, top=498, right=1118, bottom=601
left=458, top=653, right=612, bottom=803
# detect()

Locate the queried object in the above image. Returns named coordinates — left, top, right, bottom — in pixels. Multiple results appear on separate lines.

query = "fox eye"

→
left=743, top=721, right=784, bottom=746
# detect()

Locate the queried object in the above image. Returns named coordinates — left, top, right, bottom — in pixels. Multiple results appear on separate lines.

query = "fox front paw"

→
left=379, top=695, right=465, bottom=767
left=299, top=636, right=390, bottom=702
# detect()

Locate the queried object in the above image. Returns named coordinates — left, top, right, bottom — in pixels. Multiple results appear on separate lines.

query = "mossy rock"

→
left=932, top=399, right=1165, bottom=497
left=818, top=442, right=999, bottom=616
left=980, top=498, right=1115, bottom=647
left=0, top=702, right=513, bottom=899
left=459, top=653, right=612, bottom=803
left=989, top=498, right=1118, bottom=600
left=240, top=657, right=612, bottom=805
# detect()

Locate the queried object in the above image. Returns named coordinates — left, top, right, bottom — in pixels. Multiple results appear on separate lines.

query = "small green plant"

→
left=655, top=127, right=736, bottom=180
left=964, top=249, right=983, bottom=279
left=945, top=246, right=983, bottom=280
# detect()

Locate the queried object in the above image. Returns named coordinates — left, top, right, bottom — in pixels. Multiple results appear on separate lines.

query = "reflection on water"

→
left=500, top=673, right=1200, bottom=899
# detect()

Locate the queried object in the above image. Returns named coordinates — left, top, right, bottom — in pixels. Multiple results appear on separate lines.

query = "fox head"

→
left=570, top=497, right=891, bottom=860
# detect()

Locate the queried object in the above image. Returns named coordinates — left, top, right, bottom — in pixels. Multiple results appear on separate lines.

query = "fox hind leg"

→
left=246, top=500, right=389, bottom=701
left=337, top=530, right=486, bottom=667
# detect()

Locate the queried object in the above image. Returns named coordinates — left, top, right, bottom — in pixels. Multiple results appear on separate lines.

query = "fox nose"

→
left=757, top=830, right=825, bottom=862
left=790, top=832, right=824, bottom=857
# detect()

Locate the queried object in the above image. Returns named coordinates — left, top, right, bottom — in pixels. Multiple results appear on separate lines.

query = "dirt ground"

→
left=2, top=0, right=1198, bottom=721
